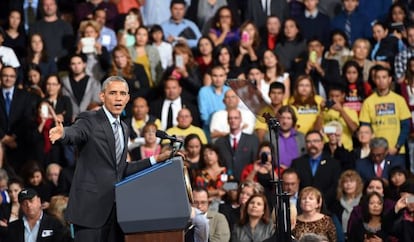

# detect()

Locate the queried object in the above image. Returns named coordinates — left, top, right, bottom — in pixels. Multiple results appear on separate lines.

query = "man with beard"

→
left=290, top=130, right=341, bottom=210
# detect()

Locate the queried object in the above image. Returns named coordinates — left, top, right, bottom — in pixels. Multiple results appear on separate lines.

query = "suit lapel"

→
left=98, top=109, right=117, bottom=168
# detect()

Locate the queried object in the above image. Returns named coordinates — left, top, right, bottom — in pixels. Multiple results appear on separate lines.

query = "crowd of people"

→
left=2, top=0, right=414, bottom=241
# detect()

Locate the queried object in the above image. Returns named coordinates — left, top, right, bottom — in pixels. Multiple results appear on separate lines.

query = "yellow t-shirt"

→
left=162, top=125, right=208, bottom=145
left=323, top=106, right=359, bottom=151
left=135, top=55, right=153, bottom=86
left=255, top=99, right=288, bottom=130
left=289, top=95, right=324, bottom=134
left=359, top=91, right=411, bottom=153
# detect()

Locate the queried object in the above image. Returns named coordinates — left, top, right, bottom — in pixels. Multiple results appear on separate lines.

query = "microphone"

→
left=155, top=130, right=183, bottom=142
left=260, top=152, right=268, bottom=165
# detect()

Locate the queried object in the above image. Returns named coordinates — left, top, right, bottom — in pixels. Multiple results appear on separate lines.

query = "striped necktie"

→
left=113, top=120, right=122, bottom=165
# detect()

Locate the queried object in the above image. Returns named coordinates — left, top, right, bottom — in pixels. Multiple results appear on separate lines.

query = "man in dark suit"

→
left=290, top=130, right=341, bottom=209
left=0, top=66, right=35, bottom=171
left=49, top=76, right=174, bottom=242
left=150, top=76, right=200, bottom=130
left=215, top=109, right=259, bottom=182
left=245, top=0, right=289, bottom=30
left=5, top=188, right=69, bottom=242
left=291, top=37, right=341, bottom=99
left=355, top=137, right=405, bottom=183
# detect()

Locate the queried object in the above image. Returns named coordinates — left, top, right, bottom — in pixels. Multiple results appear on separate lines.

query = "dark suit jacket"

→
left=245, top=0, right=289, bottom=29
left=214, top=133, right=259, bottom=182
left=290, top=152, right=341, bottom=209
left=355, top=156, right=404, bottom=182
left=45, top=95, right=73, bottom=126
left=291, top=56, right=341, bottom=96
left=0, top=88, right=35, bottom=164
left=61, top=109, right=153, bottom=228
left=149, top=97, right=201, bottom=128
left=5, top=213, right=68, bottom=242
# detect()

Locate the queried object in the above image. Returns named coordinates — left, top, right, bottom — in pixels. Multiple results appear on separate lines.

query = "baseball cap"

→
left=18, top=188, right=38, bottom=203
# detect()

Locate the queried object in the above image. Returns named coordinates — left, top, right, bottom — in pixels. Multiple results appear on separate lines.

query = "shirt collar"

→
left=102, top=105, right=120, bottom=124
left=3, top=87, right=15, bottom=97
left=230, top=132, right=242, bottom=141
left=305, top=9, right=319, bottom=18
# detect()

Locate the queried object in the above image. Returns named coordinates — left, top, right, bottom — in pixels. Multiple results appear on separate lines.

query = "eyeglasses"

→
left=305, top=139, right=322, bottom=144
left=2, top=74, right=16, bottom=78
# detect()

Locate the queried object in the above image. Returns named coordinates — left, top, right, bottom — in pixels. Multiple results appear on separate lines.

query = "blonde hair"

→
left=299, top=186, right=323, bottom=212
left=79, top=20, right=101, bottom=37
left=47, top=195, right=69, bottom=225
left=336, top=170, right=364, bottom=200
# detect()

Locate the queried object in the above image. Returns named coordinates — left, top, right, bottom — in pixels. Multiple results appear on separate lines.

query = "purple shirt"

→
left=279, top=129, right=299, bottom=167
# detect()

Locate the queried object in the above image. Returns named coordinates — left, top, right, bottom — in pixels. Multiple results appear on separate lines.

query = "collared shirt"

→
left=2, top=87, right=14, bottom=101
left=161, top=97, right=182, bottom=131
left=290, top=192, right=299, bottom=207
left=279, top=129, right=299, bottom=167
left=160, top=18, right=202, bottom=48
left=24, top=0, right=39, bottom=30
left=23, top=211, right=43, bottom=242
left=309, top=154, right=322, bottom=176
left=98, top=26, right=117, bottom=52
left=102, top=105, right=125, bottom=152
left=374, top=160, right=385, bottom=175
left=230, top=132, right=242, bottom=148
left=304, top=9, right=319, bottom=19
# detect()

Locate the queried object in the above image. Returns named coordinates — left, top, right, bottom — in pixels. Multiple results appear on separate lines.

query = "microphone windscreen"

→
left=155, top=130, right=167, bottom=139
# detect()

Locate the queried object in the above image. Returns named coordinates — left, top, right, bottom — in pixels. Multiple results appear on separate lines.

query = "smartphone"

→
left=40, top=104, right=49, bottom=118
left=309, top=50, right=317, bottom=63
left=406, top=195, right=414, bottom=204
left=223, top=182, right=238, bottom=191
left=241, top=31, right=250, bottom=43
left=175, top=55, right=184, bottom=68
left=324, top=126, right=336, bottom=134
left=126, top=14, right=137, bottom=24
left=334, top=45, right=343, bottom=51
left=390, top=22, right=405, bottom=33
left=325, top=99, right=335, bottom=109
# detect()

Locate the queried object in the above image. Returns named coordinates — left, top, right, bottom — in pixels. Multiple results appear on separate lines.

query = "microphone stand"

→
left=263, top=113, right=292, bottom=242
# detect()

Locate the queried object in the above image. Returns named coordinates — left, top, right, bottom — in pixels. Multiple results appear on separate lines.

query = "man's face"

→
left=370, top=146, right=388, bottom=164
left=374, top=70, right=392, bottom=92
left=228, top=109, right=242, bottom=131
left=279, top=111, right=294, bottom=132
left=70, top=57, right=86, bottom=75
left=304, top=0, right=319, bottom=11
left=164, top=79, right=182, bottom=100
left=192, top=191, right=209, bottom=213
left=1, top=67, right=17, bottom=88
left=177, top=109, right=192, bottom=128
left=308, top=40, right=324, bottom=58
left=132, top=98, right=148, bottom=120
left=93, top=10, right=106, bottom=26
left=171, top=3, right=186, bottom=21
left=282, top=173, right=300, bottom=196
left=305, top=133, right=324, bottom=157
left=269, top=88, right=284, bottom=106
left=21, top=196, right=42, bottom=220
left=211, top=68, right=227, bottom=88
left=223, top=90, right=239, bottom=109
left=42, top=0, right=57, bottom=17
left=99, top=81, right=130, bottom=117
left=266, top=17, right=280, bottom=35
left=343, top=0, right=359, bottom=13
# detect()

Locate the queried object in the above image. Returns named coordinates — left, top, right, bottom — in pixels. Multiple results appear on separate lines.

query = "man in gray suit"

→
left=215, top=109, right=259, bottom=181
left=49, top=76, right=173, bottom=242
left=192, top=187, right=230, bottom=242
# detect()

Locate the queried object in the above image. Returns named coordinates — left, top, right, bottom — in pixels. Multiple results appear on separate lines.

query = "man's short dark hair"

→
left=170, top=0, right=187, bottom=8
left=269, top=82, right=285, bottom=94
left=70, top=53, right=87, bottom=63
left=305, top=130, right=323, bottom=141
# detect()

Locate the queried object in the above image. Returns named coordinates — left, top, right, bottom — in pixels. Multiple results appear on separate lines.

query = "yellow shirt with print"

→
left=289, top=95, right=324, bottom=134
left=255, top=99, right=288, bottom=131
left=323, top=106, right=359, bottom=151
left=359, top=91, right=411, bottom=153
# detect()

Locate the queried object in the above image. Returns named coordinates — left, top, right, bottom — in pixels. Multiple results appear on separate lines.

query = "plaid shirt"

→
left=395, top=47, right=414, bottom=79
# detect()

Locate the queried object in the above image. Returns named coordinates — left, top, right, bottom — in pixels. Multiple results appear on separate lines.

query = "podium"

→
left=115, top=157, right=191, bottom=242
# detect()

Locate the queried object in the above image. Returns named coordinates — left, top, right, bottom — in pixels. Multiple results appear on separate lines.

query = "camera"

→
left=325, top=99, right=335, bottom=109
